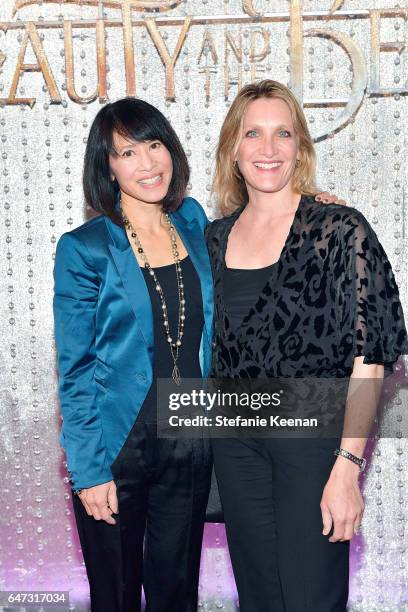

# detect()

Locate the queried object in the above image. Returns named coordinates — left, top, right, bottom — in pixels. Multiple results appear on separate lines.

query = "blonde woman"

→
left=206, top=80, right=408, bottom=611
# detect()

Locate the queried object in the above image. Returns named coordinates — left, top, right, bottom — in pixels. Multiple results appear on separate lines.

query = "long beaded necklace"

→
left=120, top=206, right=185, bottom=385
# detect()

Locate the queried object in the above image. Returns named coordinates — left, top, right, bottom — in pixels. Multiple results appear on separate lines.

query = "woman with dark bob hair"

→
left=53, top=97, right=214, bottom=611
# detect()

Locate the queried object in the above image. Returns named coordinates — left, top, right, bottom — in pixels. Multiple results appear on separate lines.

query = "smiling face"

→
left=236, top=97, right=301, bottom=199
left=109, top=131, right=173, bottom=208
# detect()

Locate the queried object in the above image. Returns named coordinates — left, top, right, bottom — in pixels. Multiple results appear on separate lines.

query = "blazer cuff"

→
left=67, top=467, right=114, bottom=491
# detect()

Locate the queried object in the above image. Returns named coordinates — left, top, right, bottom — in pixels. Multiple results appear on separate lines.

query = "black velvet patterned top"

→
left=205, top=195, right=408, bottom=379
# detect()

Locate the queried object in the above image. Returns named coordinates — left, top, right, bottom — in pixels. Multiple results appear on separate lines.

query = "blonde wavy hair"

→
left=213, top=80, right=320, bottom=216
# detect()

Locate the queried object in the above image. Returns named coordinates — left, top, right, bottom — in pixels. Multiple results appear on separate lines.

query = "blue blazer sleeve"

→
left=53, top=232, right=113, bottom=490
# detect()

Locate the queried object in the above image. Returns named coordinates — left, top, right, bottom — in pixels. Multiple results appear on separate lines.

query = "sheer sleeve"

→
left=336, top=210, right=408, bottom=375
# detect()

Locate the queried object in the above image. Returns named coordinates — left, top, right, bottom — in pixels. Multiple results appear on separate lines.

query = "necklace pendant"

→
left=172, top=364, right=182, bottom=386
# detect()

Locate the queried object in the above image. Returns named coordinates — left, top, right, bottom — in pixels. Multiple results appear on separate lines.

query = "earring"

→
left=295, top=159, right=300, bottom=167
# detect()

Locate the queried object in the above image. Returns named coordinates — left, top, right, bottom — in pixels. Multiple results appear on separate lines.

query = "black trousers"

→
left=72, top=423, right=212, bottom=612
left=212, top=437, right=349, bottom=612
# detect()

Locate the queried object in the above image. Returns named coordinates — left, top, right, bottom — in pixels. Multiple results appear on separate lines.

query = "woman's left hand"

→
left=320, top=460, right=364, bottom=542
left=316, top=191, right=346, bottom=205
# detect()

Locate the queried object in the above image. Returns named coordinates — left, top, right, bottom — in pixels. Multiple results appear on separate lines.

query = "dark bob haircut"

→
left=83, top=97, right=190, bottom=225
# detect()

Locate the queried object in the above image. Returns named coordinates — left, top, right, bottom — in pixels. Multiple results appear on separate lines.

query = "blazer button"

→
left=212, top=341, right=216, bottom=349
left=136, top=373, right=146, bottom=383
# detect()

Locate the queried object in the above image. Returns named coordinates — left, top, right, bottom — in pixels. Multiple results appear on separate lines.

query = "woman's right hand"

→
left=78, top=480, right=118, bottom=525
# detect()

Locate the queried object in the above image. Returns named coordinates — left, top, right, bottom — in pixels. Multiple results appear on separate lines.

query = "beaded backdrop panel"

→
left=0, top=0, right=407, bottom=610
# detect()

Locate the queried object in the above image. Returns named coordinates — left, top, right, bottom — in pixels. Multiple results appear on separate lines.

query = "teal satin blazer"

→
left=53, top=197, right=214, bottom=490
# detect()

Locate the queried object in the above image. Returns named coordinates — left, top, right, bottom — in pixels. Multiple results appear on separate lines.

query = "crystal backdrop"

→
left=0, top=1, right=407, bottom=610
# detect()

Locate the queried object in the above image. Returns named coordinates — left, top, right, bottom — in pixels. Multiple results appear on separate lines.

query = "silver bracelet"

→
left=334, top=448, right=366, bottom=472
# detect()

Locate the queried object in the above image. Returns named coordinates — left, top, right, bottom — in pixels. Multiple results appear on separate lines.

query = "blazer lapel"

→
left=105, top=217, right=154, bottom=352
left=104, top=201, right=214, bottom=358
left=170, top=211, right=214, bottom=344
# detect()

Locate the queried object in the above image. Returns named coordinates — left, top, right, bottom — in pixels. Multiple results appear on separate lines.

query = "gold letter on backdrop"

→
left=242, top=0, right=261, bottom=17
left=198, top=30, right=219, bottom=65
left=7, top=22, right=61, bottom=106
left=305, top=29, right=367, bottom=141
left=197, top=30, right=218, bottom=102
left=64, top=20, right=108, bottom=104
left=224, top=30, right=243, bottom=99
left=250, top=28, right=270, bottom=81
left=289, top=0, right=303, bottom=104
left=122, top=0, right=136, bottom=96
left=250, top=28, right=270, bottom=62
left=115, top=0, right=183, bottom=97
left=145, top=17, right=192, bottom=101
left=96, top=18, right=108, bottom=102
left=369, top=9, right=407, bottom=95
